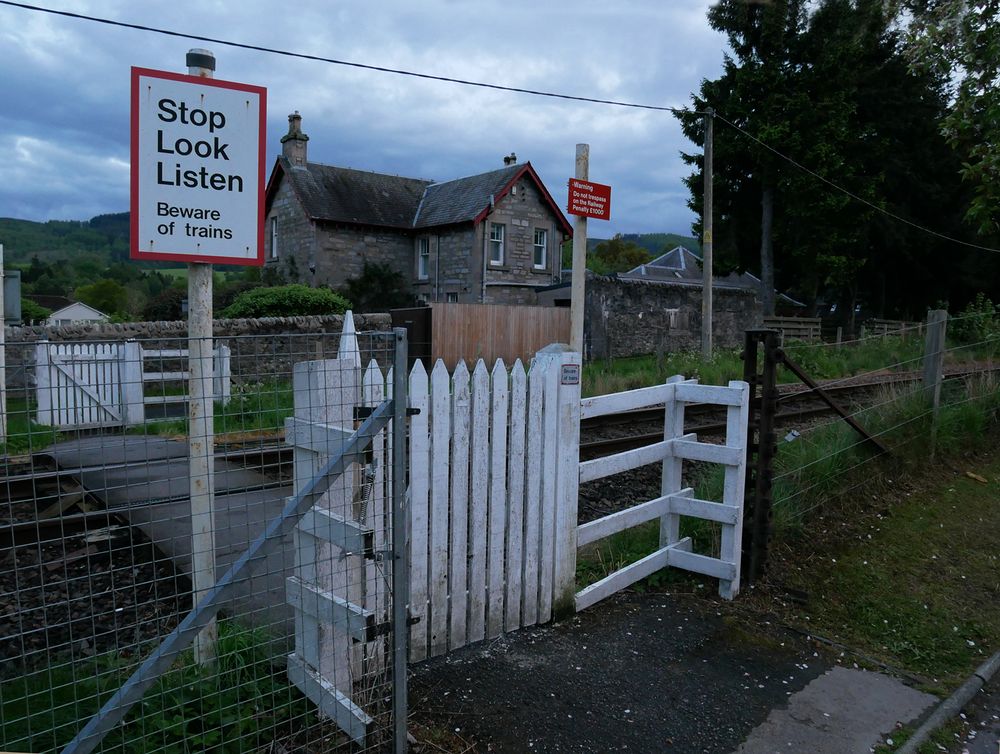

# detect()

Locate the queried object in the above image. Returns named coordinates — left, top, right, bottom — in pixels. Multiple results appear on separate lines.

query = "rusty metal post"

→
left=741, top=329, right=779, bottom=585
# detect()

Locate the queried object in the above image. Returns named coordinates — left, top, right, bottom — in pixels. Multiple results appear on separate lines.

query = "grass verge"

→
left=1, top=621, right=313, bottom=754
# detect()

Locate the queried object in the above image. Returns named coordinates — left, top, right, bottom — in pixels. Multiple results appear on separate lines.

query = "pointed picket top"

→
left=409, top=357, right=428, bottom=386
left=337, top=310, right=362, bottom=368
left=452, top=359, right=470, bottom=385
left=472, top=358, right=489, bottom=380
left=363, top=359, right=383, bottom=400
left=431, top=359, right=450, bottom=391
left=491, top=358, right=507, bottom=383
left=511, top=358, right=526, bottom=386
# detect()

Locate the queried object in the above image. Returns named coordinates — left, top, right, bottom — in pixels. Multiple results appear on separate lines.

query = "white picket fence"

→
left=35, top=341, right=231, bottom=429
left=287, top=331, right=751, bottom=675
left=405, top=346, right=579, bottom=661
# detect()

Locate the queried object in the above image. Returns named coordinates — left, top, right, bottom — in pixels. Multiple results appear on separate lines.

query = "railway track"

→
left=579, top=367, right=987, bottom=459
left=1, top=365, right=991, bottom=547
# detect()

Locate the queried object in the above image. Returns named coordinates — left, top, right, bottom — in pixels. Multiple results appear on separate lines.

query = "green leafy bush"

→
left=221, top=284, right=351, bottom=318
left=20, top=298, right=51, bottom=324
left=949, top=292, right=998, bottom=345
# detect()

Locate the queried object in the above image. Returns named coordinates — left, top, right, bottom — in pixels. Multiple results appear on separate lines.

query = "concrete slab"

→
left=735, top=666, right=937, bottom=754
left=39, top=435, right=188, bottom=468
left=124, top=485, right=297, bottom=647
left=77, top=458, right=269, bottom=507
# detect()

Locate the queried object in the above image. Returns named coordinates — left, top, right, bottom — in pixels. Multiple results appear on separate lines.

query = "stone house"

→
left=264, top=113, right=573, bottom=305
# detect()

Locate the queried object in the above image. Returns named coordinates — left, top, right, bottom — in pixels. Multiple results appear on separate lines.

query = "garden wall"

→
left=585, top=276, right=762, bottom=359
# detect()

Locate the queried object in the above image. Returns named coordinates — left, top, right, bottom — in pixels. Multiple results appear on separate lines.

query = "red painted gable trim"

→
left=471, top=162, right=574, bottom=236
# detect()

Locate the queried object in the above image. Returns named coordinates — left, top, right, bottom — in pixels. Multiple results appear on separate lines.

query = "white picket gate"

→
left=575, top=377, right=750, bottom=607
left=35, top=341, right=231, bottom=429
left=405, top=346, right=580, bottom=661
left=288, top=336, right=751, bottom=678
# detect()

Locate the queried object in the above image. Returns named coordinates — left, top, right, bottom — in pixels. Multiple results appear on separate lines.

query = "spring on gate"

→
left=355, top=461, right=377, bottom=524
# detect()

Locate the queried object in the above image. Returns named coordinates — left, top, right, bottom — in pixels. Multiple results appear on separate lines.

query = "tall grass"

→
left=0, top=621, right=311, bottom=754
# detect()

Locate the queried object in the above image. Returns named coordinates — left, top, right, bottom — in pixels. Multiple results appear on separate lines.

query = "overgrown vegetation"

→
left=0, top=622, right=314, bottom=753
left=221, top=284, right=351, bottom=319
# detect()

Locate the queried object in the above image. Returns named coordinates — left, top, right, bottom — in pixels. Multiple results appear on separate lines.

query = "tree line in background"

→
left=679, top=0, right=1000, bottom=327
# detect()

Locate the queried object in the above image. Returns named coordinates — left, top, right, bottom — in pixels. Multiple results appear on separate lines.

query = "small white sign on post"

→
left=130, top=66, right=266, bottom=265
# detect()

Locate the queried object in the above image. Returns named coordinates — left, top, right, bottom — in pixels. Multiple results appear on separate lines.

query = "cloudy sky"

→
left=0, top=0, right=727, bottom=238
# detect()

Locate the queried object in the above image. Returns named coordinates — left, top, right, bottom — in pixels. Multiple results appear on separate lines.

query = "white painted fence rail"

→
left=576, top=377, right=750, bottom=608
left=35, top=341, right=231, bottom=429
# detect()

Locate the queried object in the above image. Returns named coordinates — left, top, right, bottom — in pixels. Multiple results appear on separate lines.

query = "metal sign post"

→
left=130, top=50, right=266, bottom=665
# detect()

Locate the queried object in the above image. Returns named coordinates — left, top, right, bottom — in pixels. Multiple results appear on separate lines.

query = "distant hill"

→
left=0, top=212, right=130, bottom=263
left=586, top=232, right=701, bottom=258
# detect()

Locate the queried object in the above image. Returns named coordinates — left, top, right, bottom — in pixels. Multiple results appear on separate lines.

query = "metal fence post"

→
left=923, top=309, right=948, bottom=458
left=391, top=327, right=410, bottom=753
left=741, top=329, right=779, bottom=585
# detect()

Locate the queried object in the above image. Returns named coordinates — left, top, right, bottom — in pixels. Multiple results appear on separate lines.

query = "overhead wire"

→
left=0, top=1, right=698, bottom=115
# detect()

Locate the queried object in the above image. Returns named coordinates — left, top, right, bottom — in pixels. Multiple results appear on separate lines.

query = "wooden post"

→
left=835, top=326, right=842, bottom=346
left=550, top=347, right=581, bottom=619
left=186, top=48, right=217, bottom=666
left=923, top=309, right=948, bottom=458
left=701, top=108, right=714, bottom=360
left=569, top=144, right=589, bottom=355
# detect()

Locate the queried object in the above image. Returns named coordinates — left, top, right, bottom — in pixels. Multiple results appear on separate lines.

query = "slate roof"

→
left=278, top=157, right=433, bottom=229
left=267, top=158, right=572, bottom=234
left=618, top=246, right=805, bottom=306
left=413, top=164, right=522, bottom=228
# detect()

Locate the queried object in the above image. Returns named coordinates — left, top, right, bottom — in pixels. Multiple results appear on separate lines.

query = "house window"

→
left=269, top=217, right=278, bottom=259
left=417, top=237, right=430, bottom=280
left=489, top=223, right=505, bottom=265
left=533, top=228, right=547, bottom=269
left=446, top=292, right=459, bottom=303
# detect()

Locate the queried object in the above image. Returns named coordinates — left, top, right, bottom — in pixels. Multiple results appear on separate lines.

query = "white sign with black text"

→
left=130, top=67, right=266, bottom=265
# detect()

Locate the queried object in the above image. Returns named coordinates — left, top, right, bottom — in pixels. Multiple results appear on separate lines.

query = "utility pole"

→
left=569, top=143, right=589, bottom=355
left=701, top=108, right=714, bottom=360
left=186, top=48, right=218, bottom=667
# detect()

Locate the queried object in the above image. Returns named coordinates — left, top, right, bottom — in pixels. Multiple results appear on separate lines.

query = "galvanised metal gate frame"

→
left=61, top=329, right=411, bottom=754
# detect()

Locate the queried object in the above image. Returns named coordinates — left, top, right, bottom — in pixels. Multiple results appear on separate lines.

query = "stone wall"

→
left=582, top=276, right=762, bottom=359
left=313, top=224, right=415, bottom=290
left=7, top=314, right=392, bottom=392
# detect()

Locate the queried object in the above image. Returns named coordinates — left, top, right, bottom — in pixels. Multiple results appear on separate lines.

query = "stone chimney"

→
left=503, top=152, right=517, bottom=166
left=281, top=111, right=309, bottom=167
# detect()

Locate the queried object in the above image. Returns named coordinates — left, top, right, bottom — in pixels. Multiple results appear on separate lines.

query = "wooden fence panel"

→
left=448, top=362, right=471, bottom=651
left=430, top=303, right=570, bottom=370
left=407, top=361, right=430, bottom=662
left=487, top=359, right=509, bottom=640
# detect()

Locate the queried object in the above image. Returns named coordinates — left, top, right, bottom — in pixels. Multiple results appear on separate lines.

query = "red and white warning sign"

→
left=567, top=178, right=612, bottom=220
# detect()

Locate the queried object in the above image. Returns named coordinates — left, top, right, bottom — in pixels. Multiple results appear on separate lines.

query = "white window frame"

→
left=533, top=228, right=548, bottom=270
left=489, top=223, right=505, bottom=266
left=269, top=216, right=278, bottom=259
left=446, top=292, right=459, bottom=303
left=417, top=237, right=430, bottom=280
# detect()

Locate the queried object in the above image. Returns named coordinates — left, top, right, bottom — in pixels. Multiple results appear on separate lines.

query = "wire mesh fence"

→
left=1, top=328, right=405, bottom=753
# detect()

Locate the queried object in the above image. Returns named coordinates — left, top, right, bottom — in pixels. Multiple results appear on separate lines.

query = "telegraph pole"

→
left=701, top=108, right=714, bottom=360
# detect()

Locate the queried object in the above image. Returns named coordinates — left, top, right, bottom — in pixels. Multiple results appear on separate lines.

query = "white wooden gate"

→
left=35, top=341, right=231, bottom=429
left=35, top=342, right=144, bottom=429
left=575, top=376, right=750, bottom=608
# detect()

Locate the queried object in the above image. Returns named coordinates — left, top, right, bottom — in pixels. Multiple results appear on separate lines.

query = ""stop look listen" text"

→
left=155, top=98, right=244, bottom=192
